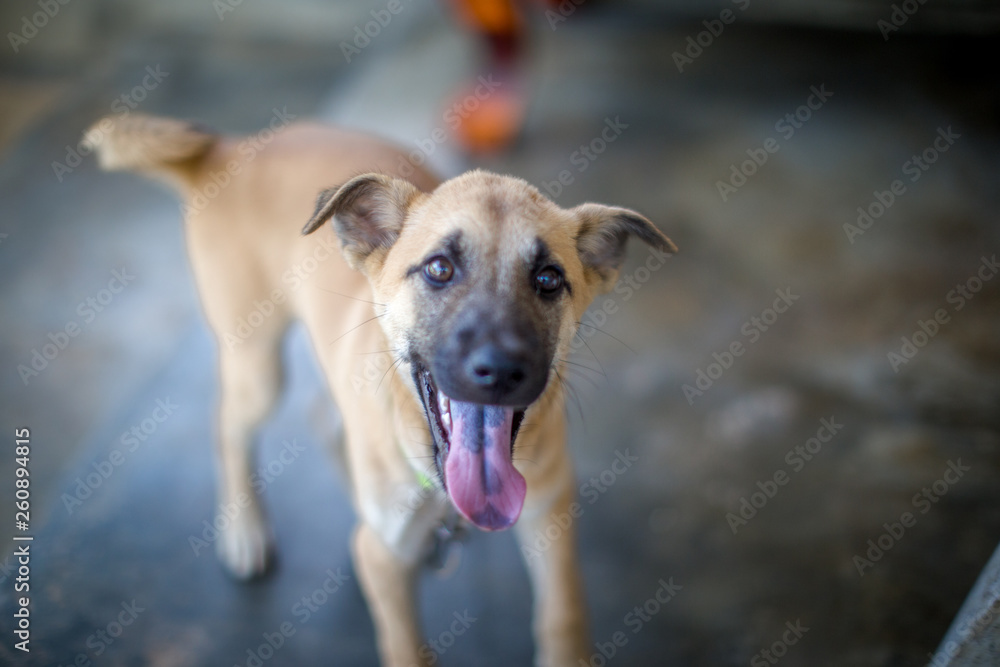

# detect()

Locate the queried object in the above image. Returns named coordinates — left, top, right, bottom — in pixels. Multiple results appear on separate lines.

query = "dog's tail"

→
left=83, top=114, right=218, bottom=192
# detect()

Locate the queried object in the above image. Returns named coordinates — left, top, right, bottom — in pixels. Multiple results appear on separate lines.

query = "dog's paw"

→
left=216, top=512, right=274, bottom=579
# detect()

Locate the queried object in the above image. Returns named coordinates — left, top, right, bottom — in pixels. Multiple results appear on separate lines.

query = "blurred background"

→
left=1, top=0, right=999, bottom=665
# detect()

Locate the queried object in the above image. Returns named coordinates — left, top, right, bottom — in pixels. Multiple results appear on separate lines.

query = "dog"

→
left=85, top=114, right=676, bottom=666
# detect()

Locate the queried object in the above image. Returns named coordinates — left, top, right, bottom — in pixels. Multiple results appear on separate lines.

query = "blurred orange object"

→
left=447, top=0, right=526, bottom=153
left=449, top=0, right=523, bottom=36
left=449, top=82, right=526, bottom=154
left=446, top=0, right=566, bottom=153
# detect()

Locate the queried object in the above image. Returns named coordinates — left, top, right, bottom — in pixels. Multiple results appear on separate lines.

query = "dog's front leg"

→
left=353, top=521, right=428, bottom=667
left=516, top=471, right=590, bottom=667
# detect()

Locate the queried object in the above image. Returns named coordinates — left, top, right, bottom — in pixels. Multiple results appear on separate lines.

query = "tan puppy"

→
left=86, top=114, right=676, bottom=667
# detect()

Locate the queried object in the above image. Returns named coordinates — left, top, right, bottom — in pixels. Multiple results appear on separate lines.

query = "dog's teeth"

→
left=438, top=394, right=451, bottom=433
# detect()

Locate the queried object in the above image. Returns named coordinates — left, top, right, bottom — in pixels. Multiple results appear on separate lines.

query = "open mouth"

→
left=414, top=363, right=527, bottom=531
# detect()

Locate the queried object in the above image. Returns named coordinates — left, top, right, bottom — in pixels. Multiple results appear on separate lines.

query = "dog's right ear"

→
left=302, top=173, right=423, bottom=270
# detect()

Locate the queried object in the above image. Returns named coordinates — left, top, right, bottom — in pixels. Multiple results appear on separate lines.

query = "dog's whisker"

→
left=574, top=321, right=637, bottom=355
left=571, top=333, right=611, bottom=380
left=315, top=285, right=387, bottom=307
left=387, top=354, right=406, bottom=388
left=557, top=355, right=602, bottom=371
left=559, top=365, right=601, bottom=385
left=557, top=366, right=602, bottom=392
left=328, top=313, right=386, bottom=345
left=556, top=357, right=607, bottom=379
left=563, top=380, right=588, bottom=424
left=567, top=392, right=588, bottom=429
left=355, top=348, right=400, bottom=356
left=550, top=361, right=587, bottom=398
left=376, top=356, right=405, bottom=395
left=549, top=366, right=588, bottom=427
left=557, top=356, right=598, bottom=368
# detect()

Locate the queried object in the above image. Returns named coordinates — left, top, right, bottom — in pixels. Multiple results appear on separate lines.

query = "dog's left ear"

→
left=573, top=203, right=678, bottom=289
left=302, top=173, right=423, bottom=270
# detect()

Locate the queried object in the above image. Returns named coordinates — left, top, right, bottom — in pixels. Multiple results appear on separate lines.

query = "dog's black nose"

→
left=466, top=343, right=528, bottom=394
left=434, top=319, right=548, bottom=407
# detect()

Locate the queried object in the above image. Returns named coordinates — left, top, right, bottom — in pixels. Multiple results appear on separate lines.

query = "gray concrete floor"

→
left=1, top=2, right=999, bottom=666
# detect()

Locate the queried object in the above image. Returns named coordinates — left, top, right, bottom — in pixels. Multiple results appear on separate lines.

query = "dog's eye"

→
left=423, top=256, right=455, bottom=285
left=534, top=266, right=564, bottom=295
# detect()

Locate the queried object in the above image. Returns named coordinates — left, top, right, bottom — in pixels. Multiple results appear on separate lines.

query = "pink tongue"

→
left=444, top=402, right=526, bottom=531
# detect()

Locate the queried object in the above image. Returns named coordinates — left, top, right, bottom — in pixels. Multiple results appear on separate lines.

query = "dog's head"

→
left=303, top=170, right=676, bottom=531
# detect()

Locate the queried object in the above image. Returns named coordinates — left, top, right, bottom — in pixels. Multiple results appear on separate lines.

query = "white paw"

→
left=216, top=510, right=274, bottom=579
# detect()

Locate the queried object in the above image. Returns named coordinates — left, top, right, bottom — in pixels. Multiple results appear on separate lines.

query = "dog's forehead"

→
left=410, top=171, right=575, bottom=255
